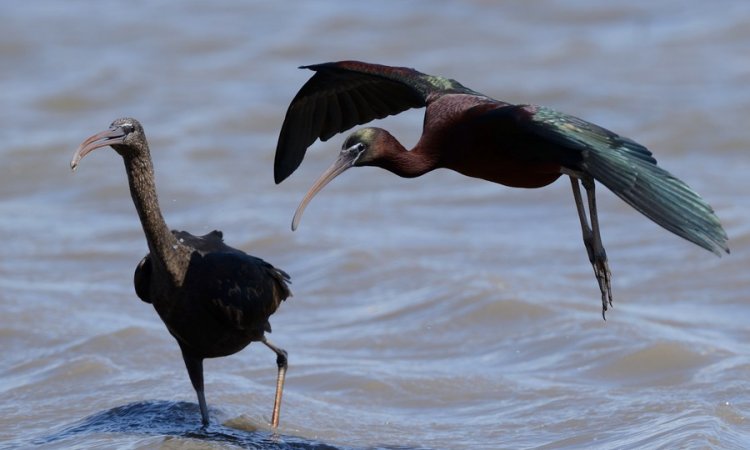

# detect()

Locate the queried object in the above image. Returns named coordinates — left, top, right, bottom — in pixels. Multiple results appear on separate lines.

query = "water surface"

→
left=1, top=1, right=749, bottom=449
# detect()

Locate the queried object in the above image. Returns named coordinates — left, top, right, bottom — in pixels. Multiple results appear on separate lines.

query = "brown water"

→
left=2, top=1, right=749, bottom=449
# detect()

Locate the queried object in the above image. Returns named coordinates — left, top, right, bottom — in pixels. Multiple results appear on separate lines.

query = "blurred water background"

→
left=1, top=1, right=749, bottom=449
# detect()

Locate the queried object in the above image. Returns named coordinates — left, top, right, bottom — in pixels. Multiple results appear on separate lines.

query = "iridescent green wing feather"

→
left=514, top=104, right=728, bottom=255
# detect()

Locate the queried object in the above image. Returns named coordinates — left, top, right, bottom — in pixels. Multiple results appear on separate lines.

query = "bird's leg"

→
left=569, top=176, right=613, bottom=318
left=569, top=176, right=594, bottom=261
left=582, top=176, right=613, bottom=313
left=262, top=337, right=288, bottom=428
left=181, top=351, right=210, bottom=427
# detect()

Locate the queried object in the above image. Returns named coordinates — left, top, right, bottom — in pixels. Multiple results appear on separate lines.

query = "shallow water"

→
left=1, top=1, right=749, bottom=449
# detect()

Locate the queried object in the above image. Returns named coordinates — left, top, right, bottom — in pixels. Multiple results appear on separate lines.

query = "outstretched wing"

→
left=498, top=104, right=729, bottom=255
left=274, top=60, right=480, bottom=183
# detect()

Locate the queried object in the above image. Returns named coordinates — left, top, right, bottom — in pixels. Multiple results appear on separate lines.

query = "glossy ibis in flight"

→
left=274, top=61, right=729, bottom=317
left=72, top=118, right=292, bottom=427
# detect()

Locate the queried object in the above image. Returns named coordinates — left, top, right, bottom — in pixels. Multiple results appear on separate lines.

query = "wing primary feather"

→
left=522, top=105, right=728, bottom=255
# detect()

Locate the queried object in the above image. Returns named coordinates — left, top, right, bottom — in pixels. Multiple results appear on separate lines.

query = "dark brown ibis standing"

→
left=274, top=61, right=729, bottom=317
left=72, top=118, right=291, bottom=427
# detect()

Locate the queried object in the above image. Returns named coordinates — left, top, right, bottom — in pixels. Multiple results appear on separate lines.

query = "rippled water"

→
left=2, top=1, right=749, bottom=449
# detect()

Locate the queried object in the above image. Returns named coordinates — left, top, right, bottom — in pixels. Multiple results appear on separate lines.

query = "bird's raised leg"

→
left=568, top=175, right=613, bottom=318
left=181, top=350, right=210, bottom=427
left=262, top=337, right=288, bottom=428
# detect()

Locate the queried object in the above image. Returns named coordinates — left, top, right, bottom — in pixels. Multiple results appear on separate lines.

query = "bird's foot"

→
left=582, top=235, right=612, bottom=319
left=591, top=253, right=613, bottom=320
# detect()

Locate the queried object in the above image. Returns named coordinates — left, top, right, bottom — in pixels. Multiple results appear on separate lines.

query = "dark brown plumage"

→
left=275, top=61, right=729, bottom=318
left=72, top=118, right=291, bottom=427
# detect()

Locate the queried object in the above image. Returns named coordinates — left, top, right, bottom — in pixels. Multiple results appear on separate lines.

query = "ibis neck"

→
left=377, top=141, right=437, bottom=178
left=123, top=153, right=185, bottom=283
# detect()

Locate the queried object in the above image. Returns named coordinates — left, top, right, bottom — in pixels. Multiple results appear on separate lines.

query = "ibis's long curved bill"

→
left=70, top=126, right=127, bottom=170
left=291, top=150, right=360, bottom=231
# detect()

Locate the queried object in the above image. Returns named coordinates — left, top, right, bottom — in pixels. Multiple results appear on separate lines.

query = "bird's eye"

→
left=118, top=123, right=135, bottom=134
left=356, top=143, right=366, bottom=152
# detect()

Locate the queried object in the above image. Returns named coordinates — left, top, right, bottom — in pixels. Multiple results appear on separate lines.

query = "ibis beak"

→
left=291, top=147, right=360, bottom=231
left=70, top=126, right=127, bottom=170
